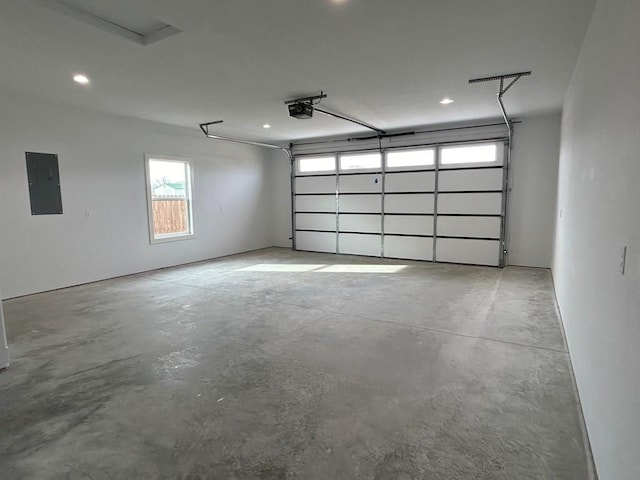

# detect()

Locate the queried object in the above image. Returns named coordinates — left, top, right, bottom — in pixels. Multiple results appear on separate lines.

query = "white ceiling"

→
left=0, top=0, right=596, bottom=142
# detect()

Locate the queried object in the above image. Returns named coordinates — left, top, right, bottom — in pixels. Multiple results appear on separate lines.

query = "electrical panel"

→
left=26, top=152, right=63, bottom=215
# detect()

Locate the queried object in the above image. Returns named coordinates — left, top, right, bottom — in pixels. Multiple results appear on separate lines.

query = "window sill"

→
left=149, top=233, right=196, bottom=245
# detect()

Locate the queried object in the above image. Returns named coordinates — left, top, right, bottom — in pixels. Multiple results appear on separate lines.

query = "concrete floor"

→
left=0, top=248, right=591, bottom=479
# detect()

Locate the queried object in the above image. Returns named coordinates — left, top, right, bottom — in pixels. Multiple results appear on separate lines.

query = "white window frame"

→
left=144, top=154, right=195, bottom=244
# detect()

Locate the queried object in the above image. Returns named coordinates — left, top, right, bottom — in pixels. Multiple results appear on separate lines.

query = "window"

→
left=298, top=156, right=336, bottom=173
left=440, top=144, right=497, bottom=165
left=339, top=152, right=381, bottom=171
left=145, top=155, right=194, bottom=243
left=386, top=148, right=435, bottom=169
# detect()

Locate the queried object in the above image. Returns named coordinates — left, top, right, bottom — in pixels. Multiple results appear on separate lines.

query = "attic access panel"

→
left=26, top=152, right=63, bottom=215
left=34, top=0, right=181, bottom=46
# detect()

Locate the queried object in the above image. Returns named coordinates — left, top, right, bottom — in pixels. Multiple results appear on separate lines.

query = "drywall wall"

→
left=0, top=288, right=9, bottom=368
left=273, top=114, right=561, bottom=267
left=269, top=150, right=293, bottom=248
left=553, top=0, right=640, bottom=478
left=0, top=95, right=273, bottom=299
left=508, top=113, right=561, bottom=268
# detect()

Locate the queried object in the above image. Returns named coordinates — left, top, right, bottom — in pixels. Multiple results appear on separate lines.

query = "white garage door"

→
left=294, top=156, right=337, bottom=253
left=383, top=149, right=435, bottom=261
left=293, top=141, right=506, bottom=266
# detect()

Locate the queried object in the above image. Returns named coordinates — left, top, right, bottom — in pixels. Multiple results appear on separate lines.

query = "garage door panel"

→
left=385, top=171, right=435, bottom=192
left=437, top=193, right=502, bottom=215
left=339, top=194, right=381, bottom=213
left=339, top=214, right=381, bottom=233
left=437, top=216, right=501, bottom=238
left=438, top=169, right=503, bottom=192
left=296, top=231, right=336, bottom=253
left=385, top=236, right=433, bottom=261
left=295, top=176, right=336, bottom=194
left=436, top=238, right=499, bottom=266
left=339, top=233, right=381, bottom=257
left=296, top=213, right=336, bottom=231
left=339, top=174, right=382, bottom=193
left=385, top=194, right=434, bottom=214
left=384, top=215, right=433, bottom=236
left=296, top=195, right=336, bottom=212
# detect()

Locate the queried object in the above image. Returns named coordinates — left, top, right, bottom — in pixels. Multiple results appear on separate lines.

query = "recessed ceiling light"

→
left=439, top=98, right=454, bottom=105
left=262, top=124, right=271, bottom=129
left=73, top=74, right=90, bottom=85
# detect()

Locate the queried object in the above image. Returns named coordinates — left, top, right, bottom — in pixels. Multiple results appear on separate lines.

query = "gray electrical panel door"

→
left=26, top=152, right=63, bottom=215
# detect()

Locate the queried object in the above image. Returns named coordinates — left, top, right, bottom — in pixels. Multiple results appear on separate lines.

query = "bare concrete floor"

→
left=0, top=248, right=590, bottom=479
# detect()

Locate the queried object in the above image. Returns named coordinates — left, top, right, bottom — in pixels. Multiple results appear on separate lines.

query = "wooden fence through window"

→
left=152, top=199, right=189, bottom=235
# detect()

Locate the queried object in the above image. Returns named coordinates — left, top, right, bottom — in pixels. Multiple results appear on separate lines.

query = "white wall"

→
left=509, top=113, right=561, bottom=268
left=553, top=0, right=640, bottom=478
left=0, top=289, right=9, bottom=368
left=0, top=95, right=273, bottom=299
left=269, top=150, right=293, bottom=248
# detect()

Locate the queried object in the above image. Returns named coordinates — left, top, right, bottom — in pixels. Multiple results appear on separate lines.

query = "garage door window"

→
left=340, top=152, right=381, bottom=171
left=386, top=148, right=435, bottom=169
left=145, top=155, right=194, bottom=243
left=298, top=156, right=336, bottom=173
left=441, top=144, right=497, bottom=165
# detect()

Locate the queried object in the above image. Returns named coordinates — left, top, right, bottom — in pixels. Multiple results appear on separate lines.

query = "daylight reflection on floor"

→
left=236, top=264, right=408, bottom=273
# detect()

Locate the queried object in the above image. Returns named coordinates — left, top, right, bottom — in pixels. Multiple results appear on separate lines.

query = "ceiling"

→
left=0, top=0, right=596, bottom=142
